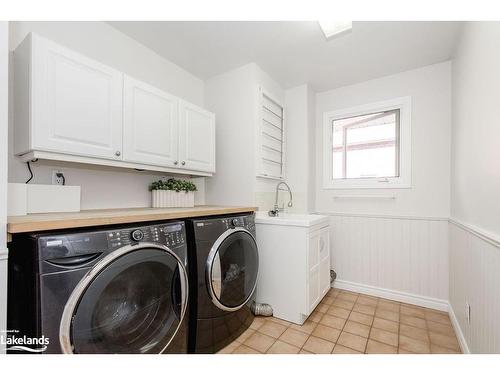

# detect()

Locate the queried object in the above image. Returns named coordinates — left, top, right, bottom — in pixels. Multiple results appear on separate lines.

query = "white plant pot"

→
left=151, top=190, right=195, bottom=208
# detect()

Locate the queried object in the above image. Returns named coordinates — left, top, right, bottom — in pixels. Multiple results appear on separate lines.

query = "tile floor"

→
left=218, top=288, right=461, bottom=354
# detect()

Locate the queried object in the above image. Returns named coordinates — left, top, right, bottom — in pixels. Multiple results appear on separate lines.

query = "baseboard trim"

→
left=333, top=279, right=449, bottom=311
left=448, top=303, right=470, bottom=354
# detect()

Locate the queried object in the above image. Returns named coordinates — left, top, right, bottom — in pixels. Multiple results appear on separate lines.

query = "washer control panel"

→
left=107, top=222, right=185, bottom=249
left=222, top=215, right=255, bottom=232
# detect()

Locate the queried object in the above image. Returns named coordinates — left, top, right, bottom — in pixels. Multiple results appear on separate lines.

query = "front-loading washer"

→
left=185, top=213, right=259, bottom=353
left=7, top=221, right=189, bottom=354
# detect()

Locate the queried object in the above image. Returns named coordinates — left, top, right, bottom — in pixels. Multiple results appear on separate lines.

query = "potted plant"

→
left=149, top=178, right=197, bottom=208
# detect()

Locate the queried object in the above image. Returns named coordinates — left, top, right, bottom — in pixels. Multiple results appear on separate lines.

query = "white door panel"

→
left=32, top=34, right=123, bottom=160
left=178, top=100, right=215, bottom=173
left=123, top=76, right=179, bottom=167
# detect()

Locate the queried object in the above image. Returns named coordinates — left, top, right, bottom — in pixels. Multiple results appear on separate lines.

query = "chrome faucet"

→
left=268, top=182, right=293, bottom=217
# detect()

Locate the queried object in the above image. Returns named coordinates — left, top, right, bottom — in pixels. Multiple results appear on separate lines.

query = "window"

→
left=323, top=97, right=411, bottom=189
left=257, top=89, right=285, bottom=180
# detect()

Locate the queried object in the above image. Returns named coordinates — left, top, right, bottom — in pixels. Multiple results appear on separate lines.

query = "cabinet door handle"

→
left=115, top=151, right=121, bottom=157
left=174, top=161, right=178, bottom=165
left=181, top=161, right=186, bottom=166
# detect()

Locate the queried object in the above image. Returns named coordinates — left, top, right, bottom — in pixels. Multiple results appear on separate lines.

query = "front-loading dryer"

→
left=7, top=221, right=189, bottom=354
left=185, top=213, right=259, bottom=353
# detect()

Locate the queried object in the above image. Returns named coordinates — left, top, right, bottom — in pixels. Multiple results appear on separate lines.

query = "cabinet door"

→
left=318, top=228, right=331, bottom=295
left=307, top=230, right=321, bottom=312
left=123, top=76, right=179, bottom=167
left=178, top=100, right=215, bottom=173
left=32, top=34, right=123, bottom=160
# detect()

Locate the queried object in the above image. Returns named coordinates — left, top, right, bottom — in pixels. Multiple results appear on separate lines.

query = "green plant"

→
left=149, top=178, right=197, bottom=193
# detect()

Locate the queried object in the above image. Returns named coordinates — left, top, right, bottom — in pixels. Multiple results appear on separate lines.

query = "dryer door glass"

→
left=208, top=229, right=259, bottom=310
left=69, top=247, right=186, bottom=354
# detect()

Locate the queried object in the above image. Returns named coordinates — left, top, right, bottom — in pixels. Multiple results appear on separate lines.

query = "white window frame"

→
left=256, top=87, right=286, bottom=181
left=322, top=96, right=412, bottom=189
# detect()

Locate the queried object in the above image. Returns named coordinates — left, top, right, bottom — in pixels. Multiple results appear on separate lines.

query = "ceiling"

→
left=108, top=21, right=461, bottom=92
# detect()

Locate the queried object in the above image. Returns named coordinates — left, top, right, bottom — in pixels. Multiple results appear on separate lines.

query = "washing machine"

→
left=185, top=213, right=259, bottom=353
left=7, top=221, right=189, bottom=354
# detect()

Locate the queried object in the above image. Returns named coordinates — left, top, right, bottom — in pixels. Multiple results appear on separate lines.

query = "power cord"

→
left=25, top=161, right=34, bottom=184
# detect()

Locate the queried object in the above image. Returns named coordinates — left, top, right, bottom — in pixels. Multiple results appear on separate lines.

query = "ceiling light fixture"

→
left=318, top=21, right=353, bottom=39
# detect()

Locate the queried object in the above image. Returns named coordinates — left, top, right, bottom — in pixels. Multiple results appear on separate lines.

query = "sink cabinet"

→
left=255, top=214, right=330, bottom=324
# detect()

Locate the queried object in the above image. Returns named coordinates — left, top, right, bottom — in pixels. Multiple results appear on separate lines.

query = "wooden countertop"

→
left=7, top=205, right=257, bottom=234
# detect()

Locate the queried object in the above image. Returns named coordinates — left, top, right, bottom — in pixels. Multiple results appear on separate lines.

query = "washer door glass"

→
left=208, top=230, right=259, bottom=310
left=70, top=248, right=185, bottom=354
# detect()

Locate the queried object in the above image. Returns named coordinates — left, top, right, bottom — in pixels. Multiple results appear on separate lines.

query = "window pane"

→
left=332, top=109, right=399, bottom=179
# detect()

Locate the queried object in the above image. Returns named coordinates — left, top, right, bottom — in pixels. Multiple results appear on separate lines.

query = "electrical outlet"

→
left=52, top=170, right=65, bottom=185
left=465, top=302, right=471, bottom=324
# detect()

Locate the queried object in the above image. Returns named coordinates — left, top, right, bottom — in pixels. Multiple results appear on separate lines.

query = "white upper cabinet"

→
left=123, top=76, right=179, bottom=167
left=15, top=33, right=124, bottom=160
left=178, top=100, right=216, bottom=173
left=14, top=33, right=216, bottom=176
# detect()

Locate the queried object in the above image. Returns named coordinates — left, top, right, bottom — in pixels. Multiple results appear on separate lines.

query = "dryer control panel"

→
left=221, top=215, right=255, bottom=232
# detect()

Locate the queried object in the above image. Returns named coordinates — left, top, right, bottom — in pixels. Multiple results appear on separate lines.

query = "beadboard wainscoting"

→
left=449, top=219, right=500, bottom=354
left=326, top=213, right=449, bottom=311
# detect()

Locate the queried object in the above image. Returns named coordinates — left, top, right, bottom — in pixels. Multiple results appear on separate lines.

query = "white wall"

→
left=449, top=22, right=500, bottom=353
left=315, top=61, right=452, bottom=218
left=204, top=63, right=286, bottom=209
left=316, top=62, right=452, bottom=306
left=284, top=84, right=316, bottom=213
left=8, top=21, right=206, bottom=209
left=0, top=21, right=8, bottom=355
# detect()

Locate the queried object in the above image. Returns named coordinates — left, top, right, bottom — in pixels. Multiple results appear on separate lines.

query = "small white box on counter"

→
left=8, top=183, right=81, bottom=215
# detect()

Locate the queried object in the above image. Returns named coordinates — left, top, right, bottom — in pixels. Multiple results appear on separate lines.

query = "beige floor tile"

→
left=428, top=331, right=460, bottom=351
left=259, top=321, right=288, bottom=339
left=290, top=320, right=318, bottom=334
left=426, top=320, right=456, bottom=337
left=326, top=305, right=351, bottom=319
left=311, top=324, right=341, bottom=343
left=319, top=314, right=346, bottom=330
left=356, top=295, right=378, bottom=307
left=217, top=340, right=240, bottom=354
left=430, top=344, right=461, bottom=354
left=249, top=317, right=266, bottom=330
left=399, top=335, right=430, bottom=354
left=315, top=303, right=329, bottom=314
left=280, top=327, right=310, bottom=348
left=375, top=308, right=400, bottom=322
left=370, top=327, right=399, bottom=347
left=232, top=344, right=260, bottom=354
left=243, top=331, right=276, bottom=353
left=236, top=328, right=256, bottom=343
left=321, top=296, right=335, bottom=305
left=343, top=321, right=370, bottom=338
left=332, top=299, right=355, bottom=310
left=348, top=311, right=374, bottom=326
left=299, top=349, right=314, bottom=354
left=353, top=303, right=376, bottom=316
left=378, top=300, right=400, bottom=312
left=400, top=305, right=426, bottom=319
left=332, top=344, right=362, bottom=354
left=372, top=317, right=399, bottom=334
left=365, top=339, right=398, bottom=354
left=266, top=340, right=301, bottom=354
left=337, top=292, right=358, bottom=302
left=337, top=331, right=368, bottom=352
left=266, top=316, right=291, bottom=327
left=400, top=315, right=427, bottom=329
left=308, top=311, right=324, bottom=323
left=425, top=310, right=452, bottom=325
left=399, top=324, right=429, bottom=343
left=302, top=336, right=335, bottom=354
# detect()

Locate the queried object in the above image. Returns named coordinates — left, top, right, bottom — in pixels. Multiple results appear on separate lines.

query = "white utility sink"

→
left=255, top=211, right=329, bottom=227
